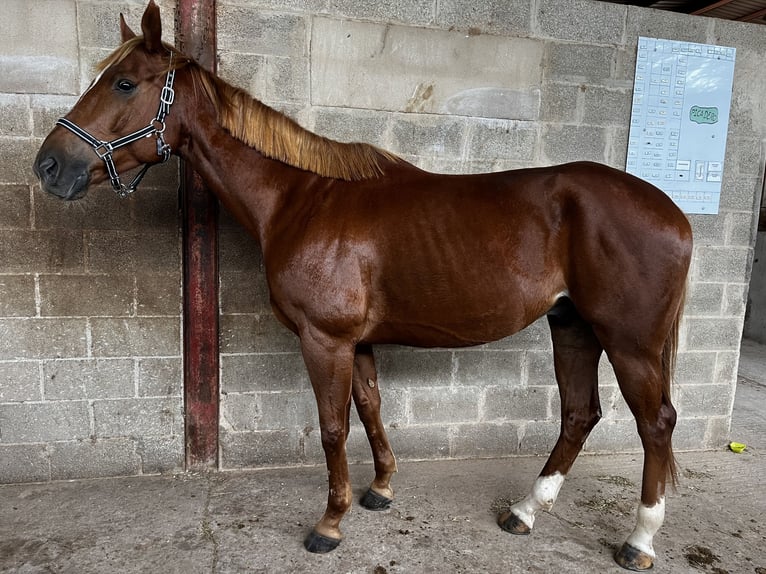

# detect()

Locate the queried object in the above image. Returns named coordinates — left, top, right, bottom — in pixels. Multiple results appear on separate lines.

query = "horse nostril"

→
left=36, top=156, right=59, bottom=183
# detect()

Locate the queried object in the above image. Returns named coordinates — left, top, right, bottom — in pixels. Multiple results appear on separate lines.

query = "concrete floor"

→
left=1, top=341, right=764, bottom=574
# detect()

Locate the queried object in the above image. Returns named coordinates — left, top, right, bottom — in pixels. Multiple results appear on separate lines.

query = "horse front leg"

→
left=352, top=344, right=398, bottom=510
left=300, top=334, right=356, bottom=553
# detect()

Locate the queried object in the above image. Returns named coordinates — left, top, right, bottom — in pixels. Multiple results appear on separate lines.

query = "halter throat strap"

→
left=56, top=55, right=176, bottom=198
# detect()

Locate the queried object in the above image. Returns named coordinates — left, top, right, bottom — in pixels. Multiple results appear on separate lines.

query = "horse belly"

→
left=366, top=249, right=562, bottom=348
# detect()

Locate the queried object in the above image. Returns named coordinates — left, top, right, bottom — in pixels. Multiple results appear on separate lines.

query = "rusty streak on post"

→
left=176, top=0, right=219, bottom=470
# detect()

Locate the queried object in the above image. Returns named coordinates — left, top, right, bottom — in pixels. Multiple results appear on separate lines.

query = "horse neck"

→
left=174, top=86, right=315, bottom=246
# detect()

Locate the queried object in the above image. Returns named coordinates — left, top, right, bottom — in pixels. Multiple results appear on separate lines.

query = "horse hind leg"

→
left=603, top=339, right=677, bottom=571
left=499, top=298, right=603, bottom=534
left=352, top=344, right=398, bottom=510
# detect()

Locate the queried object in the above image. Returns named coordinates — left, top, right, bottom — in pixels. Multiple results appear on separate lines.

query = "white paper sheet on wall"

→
left=626, top=37, right=736, bottom=215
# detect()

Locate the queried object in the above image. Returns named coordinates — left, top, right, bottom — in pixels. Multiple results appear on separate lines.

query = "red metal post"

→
left=176, top=0, right=219, bottom=470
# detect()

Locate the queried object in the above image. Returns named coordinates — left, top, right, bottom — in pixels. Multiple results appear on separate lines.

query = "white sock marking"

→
left=510, top=472, right=565, bottom=529
left=625, top=497, right=665, bottom=557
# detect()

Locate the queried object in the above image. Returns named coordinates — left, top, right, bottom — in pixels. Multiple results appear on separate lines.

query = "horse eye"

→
left=115, top=79, right=136, bottom=93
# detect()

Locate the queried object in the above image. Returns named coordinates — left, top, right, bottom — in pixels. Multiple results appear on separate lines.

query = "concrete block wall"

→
left=2, top=0, right=764, bottom=482
left=0, top=0, right=183, bottom=483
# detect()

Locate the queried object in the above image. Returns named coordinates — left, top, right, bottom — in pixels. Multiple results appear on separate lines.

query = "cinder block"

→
left=545, top=43, right=616, bottom=83
left=0, top=401, right=90, bottom=443
left=218, top=51, right=309, bottom=106
left=329, top=0, right=435, bottom=25
left=220, top=353, right=308, bottom=393
left=219, top=428, right=299, bottom=468
left=720, top=177, right=761, bottom=212
left=0, top=444, right=50, bottom=484
left=255, top=390, right=321, bottom=431
left=451, top=422, right=521, bottom=458
left=34, top=186, right=134, bottom=230
left=670, top=416, right=710, bottom=450
left=0, top=0, right=78, bottom=94
left=219, top=313, right=300, bottom=354
left=714, top=351, right=739, bottom=385
left=465, top=120, right=538, bottom=161
left=86, top=230, right=180, bottom=274
left=436, top=0, right=533, bottom=36
left=701, top=415, right=730, bottom=450
left=537, top=0, right=625, bottom=44
left=726, top=212, right=757, bottom=247
left=693, top=246, right=750, bottom=283
left=311, top=106, right=390, bottom=148
left=76, top=1, right=176, bottom=50
left=685, top=317, right=743, bottom=352
left=0, top=230, right=84, bottom=273
left=31, top=95, right=78, bottom=138
left=221, top=393, right=259, bottom=432
left=0, top=275, right=35, bottom=317
left=389, top=114, right=466, bottom=158
left=542, top=124, right=607, bottom=164
left=0, top=138, right=46, bottom=185
left=93, top=397, right=182, bottom=438
left=0, top=185, right=30, bottom=229
left=584, top=419, right=642, bottom=453
left=675, top=383, right=734, bottom=418
left=624, top=4, right=709, bottom=45
left=138, top=357, right=182, bottom=398
left=0, top=318, right=87, bottom=360
left=410, top=386, right=480, bottom=424
left=484, top=386, right=552, bottom=422
left=724, top=283, right=747, bottom=317
left=50, top=437, right=141, bottom=480
left=687, top=214, right=726, bottom=247
left=675, top=351, right=718, bottom=386
left=218, top=229, right=263, bottom=273
left=518, top=420, right=559, bottom=454
left=219, top=271, right=270, bottom=315
left=128, top=184, right=179, bottom=230
left=0, top=361, right=41, bottom=402
left=526, top=350, right=556, bottom=386
left=44, top=358, right=134, bottom=400
left=39, top=274, right=134, bottom=317
left=685, top=281, right=724, bottom=316
left=582, top=87, right=632, bottom=127
left=0, top=94, right=30, bottom=137
left=454, top=350, right=523, bottom=387
left=218, top=7, right=307, bottom=57
left=135, top=273, right=181, bottom=316
left=387, top=424, right=451, bottom=460
left=311, top=18, right=543, bottom=116
left=137, top=435, right=184, bottom=474
left=375, top=347, right=452, bottom=388
left=599, top=387, right=635, bottom=420
left=728, top=137, right=763, bottom=179
left=540, top=82, right=581, bottom=123
left=90, top=317, right=181, bottom=358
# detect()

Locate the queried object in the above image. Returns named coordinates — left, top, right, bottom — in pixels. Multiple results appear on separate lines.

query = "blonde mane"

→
left=190, top=67, right=400, bottom=180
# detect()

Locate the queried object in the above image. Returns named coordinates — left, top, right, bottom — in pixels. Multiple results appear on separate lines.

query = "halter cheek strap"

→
left=56, top=55, right=176, bottom=198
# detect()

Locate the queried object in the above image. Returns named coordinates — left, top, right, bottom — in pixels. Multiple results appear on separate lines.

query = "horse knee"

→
left=320, top=425, right=346, bottom=455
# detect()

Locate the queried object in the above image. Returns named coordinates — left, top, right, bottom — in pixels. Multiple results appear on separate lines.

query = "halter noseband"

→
left=56, top=54, right=176, bottom=198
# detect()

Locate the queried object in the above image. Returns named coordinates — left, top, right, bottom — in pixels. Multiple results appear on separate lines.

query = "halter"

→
left=56, top=54, right=176, bottom=198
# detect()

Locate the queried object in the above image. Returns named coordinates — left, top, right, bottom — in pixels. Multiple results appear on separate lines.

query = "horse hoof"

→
left=614, top=543, right=654, bottom=571
left=304, top=530, right=341, bottom=554
left=360, top=488, right=393, bottom=511
left=497, top=511, right=531, bottom=535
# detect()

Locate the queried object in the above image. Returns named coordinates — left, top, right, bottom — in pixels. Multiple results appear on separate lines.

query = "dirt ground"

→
left=1, top=340, right=764, bottom=574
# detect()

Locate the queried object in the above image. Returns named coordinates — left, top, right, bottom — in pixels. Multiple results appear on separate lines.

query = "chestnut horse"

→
left=34, top=2, right=692, bottom=570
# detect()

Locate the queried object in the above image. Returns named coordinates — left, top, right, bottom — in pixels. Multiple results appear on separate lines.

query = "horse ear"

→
left=140, top=0, right=163, bottom=53
left=119, top=14, right=137, bottom=43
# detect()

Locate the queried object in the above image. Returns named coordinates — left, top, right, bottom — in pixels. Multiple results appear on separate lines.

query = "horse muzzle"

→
left=33, top=143, right=92, bottom=201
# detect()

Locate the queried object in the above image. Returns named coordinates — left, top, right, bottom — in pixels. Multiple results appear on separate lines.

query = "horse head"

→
left=33, top=0, right=180, bottom=199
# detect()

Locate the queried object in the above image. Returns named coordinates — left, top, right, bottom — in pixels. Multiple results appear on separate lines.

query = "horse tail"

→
left=662, top=282, right=686, bottom=489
